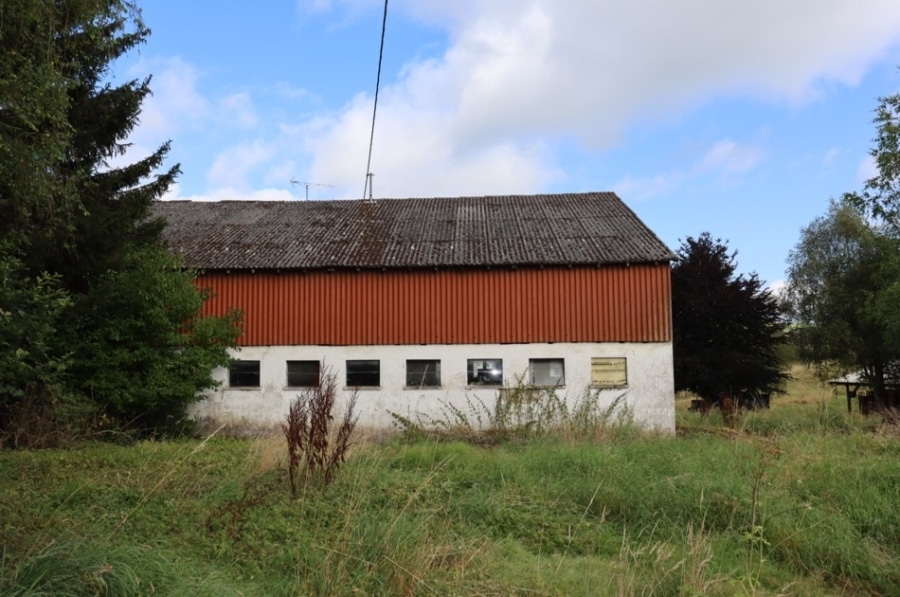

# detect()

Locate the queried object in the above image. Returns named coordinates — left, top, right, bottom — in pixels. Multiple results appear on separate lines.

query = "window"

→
left=287, top=360, right=320, bottom=387
left=229, top=360, right=260, bottom=387
left=346, top=360, right=380, bottom=387
left=467, top=359, right=503, bottom=386
left=591, top=357, right=627, bottom=388
left=530, top=358, right=565, bottom=387
left=406, top=360, right=441, bottom=388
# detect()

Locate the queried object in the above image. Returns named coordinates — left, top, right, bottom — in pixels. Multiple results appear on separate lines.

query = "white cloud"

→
left=614, top=173, right=683, bottom=202
left=293, top=0, right=900, bottom=197
left=696, top=140, right=765, bottom=175
left=207, top=141, right=279, bottom=190
left=163, top=183, right=297, bottom=202
left=612, top=138, right=764, bottom=200
left=217, top=92, right=259, bottom=130
left=297, top=93, right=561, bottom=198
left=132, top=57, right=210, bottom=139
left=150, top=1, right=900, bottom=201
left=394, top=0, right=900, bottom=136
left=126, top=57, right=262, bottom=154
left=271, top=82, right=317, bottom=102
left=107, top=57, right=210, bottom=173
left=119, top=58, right=274, bottom=192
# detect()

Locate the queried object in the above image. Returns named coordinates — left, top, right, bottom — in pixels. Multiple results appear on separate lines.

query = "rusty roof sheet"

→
left=152, top=192, right=674, bottom=270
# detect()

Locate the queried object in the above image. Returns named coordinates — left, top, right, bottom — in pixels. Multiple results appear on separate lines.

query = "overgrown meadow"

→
left=2, top=365, right=899, bottom=596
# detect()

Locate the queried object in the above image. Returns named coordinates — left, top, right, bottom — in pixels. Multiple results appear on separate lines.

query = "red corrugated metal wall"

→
left=197, top=264, right=672, bottom=346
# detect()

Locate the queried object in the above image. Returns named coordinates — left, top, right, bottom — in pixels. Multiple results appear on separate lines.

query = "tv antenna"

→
left=290, top=180, right=334, bottom=201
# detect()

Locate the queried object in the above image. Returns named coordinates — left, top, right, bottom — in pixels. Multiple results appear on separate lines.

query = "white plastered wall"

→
left=191, top=342, right=675, bottom=434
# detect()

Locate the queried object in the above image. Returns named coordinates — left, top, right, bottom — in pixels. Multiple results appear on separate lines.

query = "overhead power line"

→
left=363, top=0, right=389, bottom=200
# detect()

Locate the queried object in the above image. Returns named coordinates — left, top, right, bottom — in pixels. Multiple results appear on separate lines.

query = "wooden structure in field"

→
left=829, top=371, right=900, bottom=414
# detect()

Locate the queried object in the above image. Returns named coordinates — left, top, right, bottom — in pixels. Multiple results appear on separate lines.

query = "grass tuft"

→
left=391, top=381, right=634, bottom=444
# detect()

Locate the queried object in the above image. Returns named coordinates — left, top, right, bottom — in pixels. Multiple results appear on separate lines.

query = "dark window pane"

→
left=287, top=360, right=320, bottom=387
left=530, top=359, right=565, bottom=386
left=406, top=360, right=441, bottom=387
left=467, top=359, right=503, bottom=385
left=229, top=360, right=260, bottom=387
left=346, top=360, right=380, bottom=387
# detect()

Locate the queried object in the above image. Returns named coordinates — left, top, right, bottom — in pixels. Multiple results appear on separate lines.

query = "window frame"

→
left=529, top=358, right=566, bottom=388
left=286, top=360, right=321, bottom=388
left=228, top=360, right=261, bottom=388
left=591, top=357, right=628, bottom=388
left=466, top=358, right=504, bottom=386
left=346, top=359, right=380, bottom=388
left=405, top=359, right=442, bottom=388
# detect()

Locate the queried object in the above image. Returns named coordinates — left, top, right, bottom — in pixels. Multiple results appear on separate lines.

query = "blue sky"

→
left=122, top=0, right=900, bottom=288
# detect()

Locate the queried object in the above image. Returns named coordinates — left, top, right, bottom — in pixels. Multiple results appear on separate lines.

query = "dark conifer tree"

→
left=0, top=1, right=238, bottom=443
left=0, top=0, right=76, bottom=247
left=35, top=1, right=178, bottom=283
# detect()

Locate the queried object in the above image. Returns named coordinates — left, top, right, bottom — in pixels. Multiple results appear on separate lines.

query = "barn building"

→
left=153, top=192, right=676, bottom=432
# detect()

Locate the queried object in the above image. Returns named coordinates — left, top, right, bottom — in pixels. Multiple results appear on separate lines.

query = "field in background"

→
left=2, top=364, right=899, bottom=596
left=676, top=363, right=879, bottom=435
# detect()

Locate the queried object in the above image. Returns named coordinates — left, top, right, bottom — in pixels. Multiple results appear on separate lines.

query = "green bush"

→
left=65, top=248, right=240, bottom=435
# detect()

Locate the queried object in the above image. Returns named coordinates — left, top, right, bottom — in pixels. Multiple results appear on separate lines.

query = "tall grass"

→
left=2, top=367, right=899, bottom=595
left=1, top=539, right=241, bottom=596
left=391, top=382, right=634, bottom=444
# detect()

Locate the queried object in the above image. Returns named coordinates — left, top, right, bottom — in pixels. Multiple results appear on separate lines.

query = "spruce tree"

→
left=0, top=0, right=76, bottom=247
left=0, top=1, right=238, bottom=443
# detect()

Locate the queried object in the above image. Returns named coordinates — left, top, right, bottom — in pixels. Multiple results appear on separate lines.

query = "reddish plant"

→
left=283, top=365, right=358, bottom=493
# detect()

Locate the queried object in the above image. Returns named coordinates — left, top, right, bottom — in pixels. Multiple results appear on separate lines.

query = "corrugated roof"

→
left=152, top=192, right=674, bottom=270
